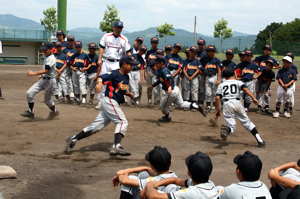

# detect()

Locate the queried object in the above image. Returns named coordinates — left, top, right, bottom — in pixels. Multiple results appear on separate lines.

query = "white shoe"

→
left=70, top=92, right=74, bottom=98
left=211, top=106, right=216, bottom=110
left=284, top=111, right=291, bottom=118
left=95, top=103, right=101, bottom=110
left=206, top=106, right=211, bottom=110
left=273, top=111, right=279, bottom=118
left=245, top=108, right=248, bottom=112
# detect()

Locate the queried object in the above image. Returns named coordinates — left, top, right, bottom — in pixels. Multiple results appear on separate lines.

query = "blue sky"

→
left=0, top=0, right=299, bottom=35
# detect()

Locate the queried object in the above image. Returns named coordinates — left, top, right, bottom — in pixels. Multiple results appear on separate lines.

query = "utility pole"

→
left=194, top=16, right=197, bottom=46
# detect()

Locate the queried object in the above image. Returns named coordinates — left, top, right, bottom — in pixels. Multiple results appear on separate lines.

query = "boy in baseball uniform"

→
left=254, top=45, right=281, bottom=69
left=285, top=53, right=298, bottom=114
left=181, top=48, right=190, bottom=101
left=165, top=45, right=172, bottom=55
left=142, top=151, right=219, bottom=199
left=196, top=39, right=206, bottom=60
left=215, top=67, right=266, bottom=147
left=273, top=56, right=297, bottom=118
left=165, top=43, right=182, bottom=87
left=65, top=55, right=137, bottom=156
left=20, top=41, right=60, bottom=120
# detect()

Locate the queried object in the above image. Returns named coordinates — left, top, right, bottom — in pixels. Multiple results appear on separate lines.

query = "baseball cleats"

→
left=284, top=111, right=291, bottom=118
left=273, top=111, right=280, bottom=118
left=66, top=99, right=73, bottom=104
left=0, top=96, right=5, bottom=100
left=73, top=100, right=80, bottom=106
left=20, top=110, right=34, bottom=119
left=198, top=104, right=207, bottom=117
left=220, top=124, right=230, bottom=141
left=158, top=116, right=171, bottom=122
left=47, top=111, right=60, bottom=120
left=88, top=99, right=93, bottom=105
left=211, top=106, right=216, bottom=111
left=256, top=108, right=262, bottom=114
left=258, top=141, right=266, bottom=148
left=265, top=108, right=272, bottom=114
left=95, top=103, right=101, bottom=110
left=70, top=92, right=75, bottom=98
left=79, top=102, right=86, bottom=107
left=110, top=146, right=131, bottom=156
left=65, top=136, right=76, bottom=153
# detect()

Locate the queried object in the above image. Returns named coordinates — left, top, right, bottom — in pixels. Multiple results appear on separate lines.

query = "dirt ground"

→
left=0, top=65, right=299, bottom=199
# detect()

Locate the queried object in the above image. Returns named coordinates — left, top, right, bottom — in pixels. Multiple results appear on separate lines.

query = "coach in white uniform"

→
left=95, top=21, right=131, bottom=109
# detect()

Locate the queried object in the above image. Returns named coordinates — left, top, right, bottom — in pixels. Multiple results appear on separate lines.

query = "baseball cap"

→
left=156, top=49, right=164, bottom=55
left=151, top=37, right=159, bottom=43
left=165, top=45, right=172, bottom=51
left=297, top=159, right=300, bottom=167
left=145, top=146, right=171, bottom=172
left=189, top=46, right=198, bottom=53
left=55, top=42, right=62, bottom=47
left=74, top=41, right=82, bottom=47
left=222, top=67, right=235, bottom=78
left=56, top=30, right=65, bottom=36
left=185, top=48, right=190, bottom=53
left=286, top=52, right=295, bottom=59
left=197, top=39, right=206, bottom=45
left=150, top=55, right=166, bottom=64
left=67, top=35, right=75, bottom=41
left=135, top=37, right=143, bottom=43
left=139, top=45, right=147, bottom=51
left=262, top=45, right=272, bottom=51
left=226, top=49, right=234, bottom=55
left=119, top=55, right=139, bottom=67
left=40, top=41, right=52, bottom=50
left=282, top=56, right=293, bottom=63
left=173, top=43, right=182, bottom=49
left=265, top=59, right=274, bottom=66
left=245, top=50, right=253, bottom=56
left=234, top=151, right=262, bottom=181
left=206, top=45, right=216, bottom=52
left=186, top=151, right=213, bottom=183
left=114, top=21, right=123, bottom=28
left=238, top=51, right=245, bottom=56
left=88, top=43, right=97, bottom=49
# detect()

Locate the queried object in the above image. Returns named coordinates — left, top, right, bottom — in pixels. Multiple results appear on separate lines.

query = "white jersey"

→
left=216, top=79, right=245, bottom=100
left=99, top=33, right=130, bottom=60
left=42, top=54, right=56, bottom=79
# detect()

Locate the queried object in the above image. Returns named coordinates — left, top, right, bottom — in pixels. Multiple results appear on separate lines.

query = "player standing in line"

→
left=196, top=40, right=207, bottom=106
left=53, top=30, right=68, bottom=50
left=221, top=49, right=236, bottom=79
left=95, top=21, right=131, bottom=110
left=148, top=55, right=206, bottom=122
left=165, top=43, right=183, bottom=87
left=65, top=55, right=137, bottom=155
left=196, top=39, right=206, bottom=60
left=201, top=45, right=222, bottom=112
left=254, top=45, right=281, bottom=69
left=255, top=60, right=275, bottom=114
left=165, top=45, right=172, bottom=55
left=20, top=41, right=60, bottom=120
left=285, top=53, right=298, bottom=114
left=86, top=43, right=100, bottom=106
left=181, top=48, right=190, bottom=100
left=145, top=37, right=159, bottom=106
left=215, top=68, right=266, bottom=147
left=235, top=50, right=259, bottom=112
left=69, top=41, right=92, bottom=107
left=273, top=56, right=297, bottom=118
left=128, top=45, right=146, bottom=107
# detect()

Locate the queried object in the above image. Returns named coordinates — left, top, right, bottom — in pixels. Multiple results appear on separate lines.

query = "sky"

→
left=0, top=0, right=299, bottom=36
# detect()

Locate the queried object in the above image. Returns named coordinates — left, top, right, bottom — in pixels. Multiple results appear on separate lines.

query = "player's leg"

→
left=72, top=71, right=81, bottom=105
left=134, top=71, right=141, bottom=105
left=290, top=83, right=296, bottom=113
left=273, top=86, right=285, bottom=118
left=261, top=83, right=271, bottom=113
left=191, top=77, right=199, bottom=110
left=222, top=101, right=237, bottom=141
left=159, top=92, right=172, bottom=122
left=205, top=76, right=212, bottom=110
left=78, top=71, right=87, bottom=107
left=211, top=75, right=218, bottom=110
left=44, top=78, right=60, bottom=120
left=256, top=82, right=264, bottom=113
left=183, top=76, right=190, bottom=102
left=128, top=71, right=139, bottom=106
left=87, top=72, right=97, bottom=105
left=282, top=87, right=293, bottom=118
left=146, top=67, right=153, bottom=105
left=244, top=81, right=254, bottom=111
left=59, top=72, right=70, bottom=103
left=152, top=74, right=160, bottom=108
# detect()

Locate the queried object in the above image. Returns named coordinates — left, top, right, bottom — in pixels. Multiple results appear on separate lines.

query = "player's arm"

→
left=242, top=85, right=258, bottom=104
left=144, top=58, right=149, bottom=80
left=59, top=60, right=67, bottom=73
left=257, top=77, right=263, bottom=93
left=118, top=175, right=139, bottom=187
left=125, top=91, right=134, bottom=98
left=182, top=67, right=189, bottom=78
left=274, top=162, right=300, bottom=173
left=94, top=63, right=101, bottom=81
left=148, top=79, right=161, bottom=89
left=154, top=177, right=186, bottom=187
left=265, top=79, right=272, bottom=93
left=190, top=69, right=200, bottom=79
left=95, top=78, right=103, bottom=93
left=97, top=47, right=104, bottom=67
left=116, top=167, right=155, bottom=176
left=273, top=64, right=282, bottom=69
left=268, top=169, right=300, bottom=189
left=216, top=67, right=221, bottom=85
left=142, top=181, right=169, bottom=199
left=27, top=69, right=49, bottom=76
left=254, top=71, right=262, bottom=79
left=139, top=66, right=143, bottom=85
left=234, top=70, right=241, bottom=80
left=215, top=95, right=221, bottom=119
left=286, top=79, right=296, bottom=88
left=202, top=69, right=206, bottom=85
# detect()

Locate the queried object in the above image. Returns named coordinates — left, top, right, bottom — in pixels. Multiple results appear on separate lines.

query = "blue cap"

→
left=150, top=55, right=166, bottom=64
left=286, top=52, right=295, bottom=59
left=139, top=45, right=147, bottom=51
left=56, top=30, right=65, bottom=35
left=265, top=59, right=274, bottom=66
left=189, top=46, right=198, bottom=53
left=238, top=51, right=245, bottom=56
left=74, top=41, right=82, bottom=47
left=185, top=48, right=190, bottom=53
left=135, top=37, right=143, bottom=43
left=165, top=45, right=172, bottom=50
left=40, top=41, right=52, bottom=50
left=114, top=21, right=123, bottom=27
left=156, top=49, right=164, bottom=55
left=263, top=45, right=272, bottom=51
left=226, top=49, right=234, bottom=55
left=245, top=50, right=253, bottom=56
left=55, top=42, right=62, bottom=47
left=119, top=55, right=139, bottom=67
left=151, top=37, right=159, bottom=43
left=89, top=43, right=97, bottom=49
left=197, top=39, right=206, bottom=45
left=173, top=43, right=182, bottom=49
left=206, top=45, right=216, bottom=52
left=67, top=35, right=75, bottom=41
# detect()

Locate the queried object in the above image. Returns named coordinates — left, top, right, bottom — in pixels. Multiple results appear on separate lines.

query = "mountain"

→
left=0, top=14, right=43, bottom=29
left=232, top=31, right=253, bottom=37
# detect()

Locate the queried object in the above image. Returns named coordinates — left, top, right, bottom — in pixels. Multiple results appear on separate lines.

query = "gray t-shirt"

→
left=42, top=54, right=56, bottom=79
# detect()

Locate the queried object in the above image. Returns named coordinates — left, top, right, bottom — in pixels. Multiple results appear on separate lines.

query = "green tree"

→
left=181, top=45, right=189, bottom=53
left=232, top=46, right=241, bottom=54
left=214, top=18, right=233, bottom=53
left=243, top=47, right=249, bottom=52
left=157, top=22, right=176, bottom=46
left=40, top=6, right=58, bottom=41
left=99, top=4, right=120, bottom=33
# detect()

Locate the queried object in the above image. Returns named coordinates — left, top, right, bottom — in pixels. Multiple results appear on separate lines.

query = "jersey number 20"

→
left=223, top=84, right=237, bottom=95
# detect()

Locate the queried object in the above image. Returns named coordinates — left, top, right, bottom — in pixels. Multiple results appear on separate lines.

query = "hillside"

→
left=0, top=14, right=43, bottom=29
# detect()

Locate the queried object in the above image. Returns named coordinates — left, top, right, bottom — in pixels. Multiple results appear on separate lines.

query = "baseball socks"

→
left=71, top=130, right=86, bottom=142
left=49, top=105, right=58, bottom=113
left=250, top=127, right=265, bottom=147
left=28, top=102, right=34, bottom=113
left=113, top=133, right=124, bottom=148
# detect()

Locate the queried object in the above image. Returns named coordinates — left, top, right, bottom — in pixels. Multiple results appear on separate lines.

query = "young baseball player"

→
left=0, top=87, right=4, bottom=100
left=128, top=45, right=146, bottom=107
left=196, top=39, right=206, bottom=60
left=112, top=146, right=180, bottom=199
left=145, top=37, right=159, bottom=106
left=234, top=51, right=245, bottom=79
left=201, top=45, right=222, bottom=111
left=86, top=43, right=100, bottom=105
left=65, top=55, right=137, bottom=155
left=141, top=151, right=219, bottom=199
left=53, top=30, right=68, bottom=51
left=182, top=46, right=200, bottom=103
left=165, top=45, right=172, bottom=55
left=221, top=49, right=236, bottom=73
left=20, top=41, right=60, bottom=120
left=286, top=52, right=298, bottom=114
left=165, top=43, right=183, bottom=87
left=256, top=60, right=275, bottom=114
left=215, top=67, right=266, bottom=147
left=218, top=151, right=272, bottom=198
left=181, top=48, right=190, bottom=100
left=69, top=41, right=92, bottom=107
left=273, top=56, right=297, bottom=118
left=254, top=45, right=281, bottom=69
left=195, top=40, right=207, bottom=106
left=148, top=55, right=206, bottom=122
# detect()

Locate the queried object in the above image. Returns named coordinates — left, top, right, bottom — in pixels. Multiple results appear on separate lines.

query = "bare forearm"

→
left=215, top=96, right=220, bottom=110
left=98, top=48, right=104, bottom=60
left=33, top=69, right=48, bottom=76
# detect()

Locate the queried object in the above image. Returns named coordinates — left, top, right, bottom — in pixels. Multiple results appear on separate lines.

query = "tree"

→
left=214, top=18, right=233, bottom=53
left=157, top=22, right=176, bottom=46
left=232, top=47, right=241, bottom=54
left=40, top=6, right=58, bottom=41
left=99, top=4, right=120, bottom=33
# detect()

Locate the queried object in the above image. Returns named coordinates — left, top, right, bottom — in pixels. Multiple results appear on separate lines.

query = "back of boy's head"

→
left=234, top=151, right=262, bottom=181
left=186, top=151, right=212, bottom=183
left=145, top=146, right=171, bottom=172
left=222, top=67, right=235, bottom=78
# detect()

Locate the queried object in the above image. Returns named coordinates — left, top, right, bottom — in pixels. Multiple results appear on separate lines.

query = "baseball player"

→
left=20, top=41, right=60, bottom=120
left=144, top=37, right=159, bottom=106
left=142, top=151, right=219, bottom=199
left=215, top=67, right=266, bottom=147
left=219, top=151, right=272, bottom=198
left=0, top=87, right=4, bottom=100
left=86, top=43, right=100, bottom=105
left=195, top=40, right=207, bottom=106
left=201, top=45, right=222, bottom=111
left=254, top=45, right=281, bottom=69
left=148, top=55, right=206, bottom=122
left=96, top=21, right=131, bottom=110
left=69, top=41, right=92, bottom=107
left=196, top=39, right=206, bottom=60
left=285, top=52, right=298, bottom=114
left=52, top=30, right=68, bottom=53
left=165, top=43, right=183, bottom=87
left=255, top=60, right=275, bottom=114
left=221, top=49, right=236, bottom=76
left=165, top=45, right=172, bottom=55
left=152, top=49, right=164, bottom=108
left=273, top=56, right=297, bottom=118
left=181, top=48, right=190, bottom=100
left=234, top=51, right=245, bottom=79
left=65, top=55, right=138, bottom=155
left=128, top=45, right=146, bottom=107
left=181, top=46, right=200, bottom=103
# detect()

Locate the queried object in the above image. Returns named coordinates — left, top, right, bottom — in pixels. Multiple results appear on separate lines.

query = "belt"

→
left=242, top=79, right=252, bottom=82
left=206, top=74, right=217, bottom=77
left=104, top=57, right=119, bottom=62
left=42, top=77, right=51, bottom=80
left=132, top=69, right=139, bottom=71
left=224, top=98, right=240, bottom=102
left=169, top=68, right=177, bottom=71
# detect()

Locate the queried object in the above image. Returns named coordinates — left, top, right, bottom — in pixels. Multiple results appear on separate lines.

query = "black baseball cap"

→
left=238, top=51, right=245, bottom=56
left=186, top=151, right=213, bottom=183
left=74, top=41, right=82, bottom=47
left=265, top=59, right=274, bottom=66
left=173, top=43, right=182, bottom=49
left=234, top=151, right=262, bottom=181
left=119, top=55, right=139, bottom=67
left=40, top=41, right=52, bottom=50
left=135, top=37, right=143, bottom=43
left=89, top=43, right=97, bottom=49
left=145, top=146, right=171, bottom=172
left=55, top=42, right=62, bottom=47
left=56, top=30, right=65, bottom=35
left=189, top=46, right=198, bottom=53
left=185, top=48, right=190, bottom=53
left=67, top=35, right=75, bottom=41
left=197, top=39, right=206, bottom=45
left=156, top=49, right=164, bottom=55
left=245, top=50, right=253, bottom=56
left=297, top=159, right=300, bottom=167
left=139, top=45, right=147, bottom=51
left=206, top=45, right=216, bottom=52
left=226, top=49, right=234, bottom=55
left=150, top=55, right=166, bottom=64
left=222, top=67, right=235, bottom=78
left=286, top=52, right=295, bottom=59
left=263, top=45, right=272, bottom=51
left=114, top=21, right=123, bottom=28
left=151, top=37, right=159, bottom=43
left=165, top=45, right=172, bottom=51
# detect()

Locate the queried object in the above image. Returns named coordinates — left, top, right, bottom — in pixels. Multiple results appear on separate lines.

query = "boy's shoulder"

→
left=175, top=180, right=218, bottom=198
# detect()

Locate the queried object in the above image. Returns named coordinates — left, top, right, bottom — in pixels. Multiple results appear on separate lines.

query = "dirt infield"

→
left=0, top=65, right=299, bottom=199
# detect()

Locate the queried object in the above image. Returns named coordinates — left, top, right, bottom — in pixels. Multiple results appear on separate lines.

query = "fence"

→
left=0, top=29, right=49, bottom=40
